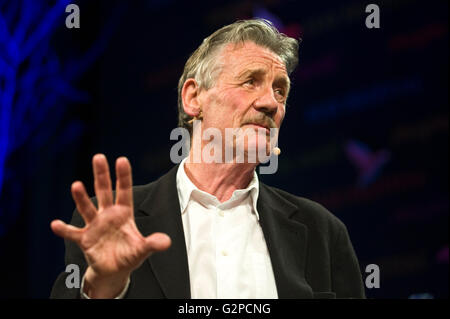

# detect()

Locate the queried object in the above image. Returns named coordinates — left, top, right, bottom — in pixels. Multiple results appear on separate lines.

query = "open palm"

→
left=51, top=154, right=171, bottom=296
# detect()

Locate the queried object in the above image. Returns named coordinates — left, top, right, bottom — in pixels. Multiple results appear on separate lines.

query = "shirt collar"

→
left=176, top=157, right=260, bottom=220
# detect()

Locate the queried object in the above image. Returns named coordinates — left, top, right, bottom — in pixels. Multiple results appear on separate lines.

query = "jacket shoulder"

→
left=262, top=184, right=346, bottom=231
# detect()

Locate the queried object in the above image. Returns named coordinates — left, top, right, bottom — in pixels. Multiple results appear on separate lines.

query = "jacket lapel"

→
left=136, top=165, right=191, bottom=298
left=257, top=183, right=313, bottom=298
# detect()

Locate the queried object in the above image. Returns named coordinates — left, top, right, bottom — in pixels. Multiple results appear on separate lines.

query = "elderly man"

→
left=50, top=19, right=365, bottom=299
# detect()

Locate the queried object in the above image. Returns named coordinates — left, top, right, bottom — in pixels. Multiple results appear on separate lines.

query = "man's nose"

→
left=252, top=86, right=279, bottom=117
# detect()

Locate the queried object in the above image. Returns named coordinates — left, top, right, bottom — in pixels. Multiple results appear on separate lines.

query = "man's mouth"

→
left=242, top=123, right=271, bottom=133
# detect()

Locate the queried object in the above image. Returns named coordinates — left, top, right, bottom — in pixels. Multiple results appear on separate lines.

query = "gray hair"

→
left=177, top=19, right=300, bottom=134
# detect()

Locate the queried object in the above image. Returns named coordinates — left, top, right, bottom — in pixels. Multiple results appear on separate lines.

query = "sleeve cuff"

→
left=80, top=274, right=131, bottom=299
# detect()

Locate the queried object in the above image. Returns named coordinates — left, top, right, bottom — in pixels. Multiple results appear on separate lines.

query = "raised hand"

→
left=50, top=154, right=171, bottom=298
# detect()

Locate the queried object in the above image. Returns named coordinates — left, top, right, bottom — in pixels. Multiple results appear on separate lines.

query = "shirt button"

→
left=221, top=250, right=228, bottom=256
left=218, top=210, right=224, bottom=217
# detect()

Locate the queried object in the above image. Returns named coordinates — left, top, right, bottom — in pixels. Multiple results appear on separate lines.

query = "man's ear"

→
left=181, top=78, right=202, bottom=117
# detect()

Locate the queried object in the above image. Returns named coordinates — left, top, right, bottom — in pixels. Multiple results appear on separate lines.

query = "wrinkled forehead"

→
left=218, top=41, right=288, bottom=76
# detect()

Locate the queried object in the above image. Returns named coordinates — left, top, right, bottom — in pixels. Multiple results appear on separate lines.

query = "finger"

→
left=115, top=157, right=133, bottom=207
left=93, top=154, right=113, bottom=210
left=50, top=220, right=82, bottom=244
left=144, top=232, right=172, bottom=253
left=71, top=181, right=97, bottom=223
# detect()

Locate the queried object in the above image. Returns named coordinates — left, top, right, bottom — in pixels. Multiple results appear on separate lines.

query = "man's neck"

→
left=184, top=154, right=256, bottom=203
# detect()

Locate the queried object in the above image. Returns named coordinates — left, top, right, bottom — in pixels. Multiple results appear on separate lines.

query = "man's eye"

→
left=274, top=89, right=287, bottom=103
left=244, top=79, right=254, bottom=85
left=274, top=88, right=286, bottom=97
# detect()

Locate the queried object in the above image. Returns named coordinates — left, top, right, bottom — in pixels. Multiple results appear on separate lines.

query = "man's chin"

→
left=235, top=142, right=271, bottom=164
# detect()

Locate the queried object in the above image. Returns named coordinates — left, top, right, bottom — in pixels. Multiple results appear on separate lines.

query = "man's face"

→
left=198, top=41, right=290, bottom=160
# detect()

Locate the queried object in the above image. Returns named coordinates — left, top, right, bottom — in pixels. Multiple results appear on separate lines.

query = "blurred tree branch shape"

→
left=0, top=0, right=126, bottom=235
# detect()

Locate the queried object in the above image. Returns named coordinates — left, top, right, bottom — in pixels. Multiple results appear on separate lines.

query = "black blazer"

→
left=51, top=165, right=366, bottom=299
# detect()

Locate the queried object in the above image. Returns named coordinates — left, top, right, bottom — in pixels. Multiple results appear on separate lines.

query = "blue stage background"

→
left=0, top=0, right=448, bottom=298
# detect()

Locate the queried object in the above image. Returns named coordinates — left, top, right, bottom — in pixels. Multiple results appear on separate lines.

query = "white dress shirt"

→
left=177, top=158, right=278, bottom=299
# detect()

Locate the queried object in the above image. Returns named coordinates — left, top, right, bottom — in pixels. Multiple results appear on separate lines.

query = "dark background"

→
left=0, top=0, right=447, bottom=298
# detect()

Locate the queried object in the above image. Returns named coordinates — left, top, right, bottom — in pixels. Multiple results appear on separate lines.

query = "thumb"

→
left=144, top=232, right=172, bottom=253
